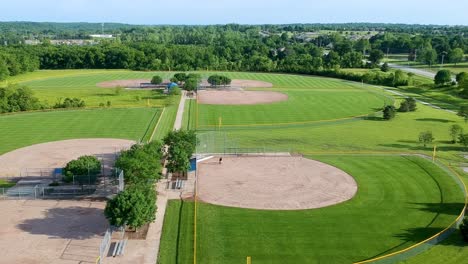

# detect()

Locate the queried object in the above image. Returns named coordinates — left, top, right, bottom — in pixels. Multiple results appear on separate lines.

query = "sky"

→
left=1, top=0, right=467, bottom=26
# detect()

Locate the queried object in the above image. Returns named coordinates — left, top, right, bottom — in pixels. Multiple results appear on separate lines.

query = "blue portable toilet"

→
left=167, top=82, right=178, bottom=90
left=189, top=157, right=197, bottom=172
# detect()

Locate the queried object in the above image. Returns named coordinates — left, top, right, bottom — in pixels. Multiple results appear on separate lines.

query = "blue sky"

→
left=1, top=0, right=467, bottom=25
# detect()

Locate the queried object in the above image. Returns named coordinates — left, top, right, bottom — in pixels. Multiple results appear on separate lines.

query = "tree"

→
left=369, top=49, right=384, bottom=65
left=0, top=60, right=9, bottom=81
left=398, top=97, right=417, bottom=112
left=184, top=78, right=199, bottom=91
left=164, top=130, right=196, bottom=174
left=207, top=75, right=232, bottom=86
left=434, top=70, right=452, bottom=86
left=460, top=217, right=468, bottom=242
left=173, top=73, right=187, bottom=83
left=456, top=72, right=468, bottom=83
left=104, top=184, right=156, bottom=229
left=418, top=48, right=437, bottom=66
left=449, top=124, right=463, bottom=143
left=458, top=106, right=468, bottom=122
left=380, top=62, right=390, bottom=72
left=393, top=70, right=408, bottom=87
left=459, top=134, right=468, bottom=148
left=383, top=105, right=396, bottom=120
left=448, top=48, right=464, bottom=65
left=151, top=75, right=163, bottom=85
left=418, top=131, right=434, bottom=147
left=63, top=155, right=101, bottom=184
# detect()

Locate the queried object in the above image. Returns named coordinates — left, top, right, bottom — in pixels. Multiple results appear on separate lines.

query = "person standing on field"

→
left=219, top=157, right=223, bottom=164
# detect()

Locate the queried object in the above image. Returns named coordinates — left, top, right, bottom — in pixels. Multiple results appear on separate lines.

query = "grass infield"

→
left=158, top=155, right=464, bottom=264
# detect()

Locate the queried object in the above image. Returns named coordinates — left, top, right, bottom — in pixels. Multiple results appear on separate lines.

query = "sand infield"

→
left=0, top=139, right=135, bottom=177
left=97, top=79, right=273, bottom=89
left=197, top=156, right=357, bottom=210
left=197, top=90, right=288, bottom=105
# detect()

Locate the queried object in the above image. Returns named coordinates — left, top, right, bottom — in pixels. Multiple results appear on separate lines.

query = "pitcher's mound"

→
left=198, top=90, right=288, bottom=105
left=197, top=156, right=357, bottom=210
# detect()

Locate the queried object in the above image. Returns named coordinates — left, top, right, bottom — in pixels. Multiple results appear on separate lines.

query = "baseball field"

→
left=0, top=70, right=466, bottom=264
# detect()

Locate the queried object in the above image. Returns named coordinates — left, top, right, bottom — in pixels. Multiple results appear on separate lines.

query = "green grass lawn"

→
left=0, top=179, right=15, bottom=188
left=198, top=76, right=392, bottom=128
left=0, top=107, right=160, bottom=155
left=159, top=155, right=465, bottom=264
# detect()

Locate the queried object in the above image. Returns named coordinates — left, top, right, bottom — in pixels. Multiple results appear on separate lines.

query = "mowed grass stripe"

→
left=158, top=155, right=464, bottom=264
left=0, top=108, right=160, bottom=155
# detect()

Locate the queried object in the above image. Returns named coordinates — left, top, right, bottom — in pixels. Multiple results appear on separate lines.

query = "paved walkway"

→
left=106, top=91, right=190, bottom=264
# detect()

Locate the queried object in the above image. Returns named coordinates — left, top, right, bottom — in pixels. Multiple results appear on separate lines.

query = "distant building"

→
left=89, top=34, right=114, bottom=39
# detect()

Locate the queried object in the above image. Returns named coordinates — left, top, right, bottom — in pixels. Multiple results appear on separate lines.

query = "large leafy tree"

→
left=419, top=131, right=434, bottom=147
left=448, top=48, right=464, bottom=65
left=104, top=184, right=156, bottom=229
left=434, top=70, right=452, bottom=86
left=368, top=49, right=384, bottom=65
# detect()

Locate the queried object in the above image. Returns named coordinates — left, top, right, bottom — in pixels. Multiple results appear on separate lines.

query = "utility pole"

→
left=440, top=51, right=447, bottom=68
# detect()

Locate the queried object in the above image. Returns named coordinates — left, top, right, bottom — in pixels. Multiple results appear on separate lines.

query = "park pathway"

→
left=106, top=91, right=189, bottom=264
left=388, top=63, right=456, bottom=82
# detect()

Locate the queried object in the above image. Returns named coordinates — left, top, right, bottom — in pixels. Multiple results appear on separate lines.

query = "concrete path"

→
left=388, top=63, right=456, bottom=82
left=106, top=91, right=189, bottom=264
left=173, top=91, right=187, bottom=130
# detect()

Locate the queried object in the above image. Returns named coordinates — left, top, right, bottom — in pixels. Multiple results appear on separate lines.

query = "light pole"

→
left=440, top=51, right=448, bottom=69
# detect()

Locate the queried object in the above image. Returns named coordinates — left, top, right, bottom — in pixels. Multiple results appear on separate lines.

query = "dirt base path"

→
left=198, top=156, right=358, bottom=210
left=198, top=90, right=288, bottom=105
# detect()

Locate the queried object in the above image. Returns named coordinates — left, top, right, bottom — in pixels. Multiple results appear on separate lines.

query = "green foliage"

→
left=459, top=134, right=468, bottom=147
left=434, top=70, right=453, bottom=86
left=369, top=49, right=384, bottom=65
left=115, top=141, right=163, bottom=185
left=0, top=85, right=42, bottom=113
left=449, top=124, right=463, bottom=143
left=399, top=97, right=417, bottom=112
left=164, top=130, right=196, bottom=174
left=184, top=78, right=199, bottom=91
left=460, top=217, right=468, bottom=242
left=418, top=48, right=437, bottom=66
left=458, top=106, right=468, bottom=122
left=419, top=131, right=434, bottom=147
left=383, top=105, right=396, bottom=120
left=63, top=155, right=101, bottom=184
left=448, top=48, right=464, bottom=65
left=381, top=62, right=390, bottom=72
left=456, top=72, right=468, bottom=83
left=151, top=75, right=163, bottom=85
left=54, top=97, right=85, bottom=108
left=104, top=183, right=156, bottom=228
left=170, top=86, right=181, bottom=95
left=173, top=73, right=187, bottom=83
left=207, top=75, right=232, bottom=86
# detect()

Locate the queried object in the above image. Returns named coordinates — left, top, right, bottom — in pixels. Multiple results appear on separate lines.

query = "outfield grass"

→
left=0, top=107, right=160, bottom=155
left=159, top=155, right=464, bottom=264
left=198, top=77, right=391, bottom=127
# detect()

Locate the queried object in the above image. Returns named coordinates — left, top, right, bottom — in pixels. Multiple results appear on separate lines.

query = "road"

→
left=388, top=63, right=456, bottom=82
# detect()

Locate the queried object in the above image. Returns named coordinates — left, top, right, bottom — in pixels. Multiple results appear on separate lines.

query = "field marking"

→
left=149, top=108, right=165, bottom=142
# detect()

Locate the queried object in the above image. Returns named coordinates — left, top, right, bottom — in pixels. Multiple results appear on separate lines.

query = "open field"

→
left=0, top=199, right=107, bottom=264
left=0, top=108, right=160, bottom=155
left=198, top=77, right=391, bottom=127
left=159, top=155, right=465, bottom=264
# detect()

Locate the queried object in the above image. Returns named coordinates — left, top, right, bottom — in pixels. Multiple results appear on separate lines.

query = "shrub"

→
left=151, top=75, right=163, bottom=85
left=63, top=155, right=101, bottom=184
left=398, top=98, right=417, bottom=112
left=434, top=70, right=452, bottom=86
left=380, top=62, right=389, bottom=72
left=460, top=217, right=468, bottom=242
left=383, top=105, right=396, bottom=120
left=54, top=97, right=85, bottom=109
left=208, top=75, right=232, bottom=86
left=419, top=131, right=434, bottom=147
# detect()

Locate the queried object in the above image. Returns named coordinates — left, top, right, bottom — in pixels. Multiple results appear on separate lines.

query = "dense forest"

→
left=0, top=22, right=467, bottom=85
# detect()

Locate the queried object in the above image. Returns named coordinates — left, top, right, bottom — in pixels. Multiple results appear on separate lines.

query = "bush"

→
left=54, top=97, right=85, bottom=109
left=0, top=85, right=42, bottom=113
left=170, top=86, right=181, bottom=95
left=419, top=131, right=434, bottom=147
left=434, top=70, right=452, bottom=86
left=63, top=155, right=101, bottom=184
left=460, top=217, right=468, bottom=242
left=398, top=98, right=417, bottom=112
left=380, top=62, right=389, bottom=72
left=383, top=105, right=396, bottom=120
left=208, top=75, right=232, bottom=86
left=151, top=75, right=163, bottom=85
